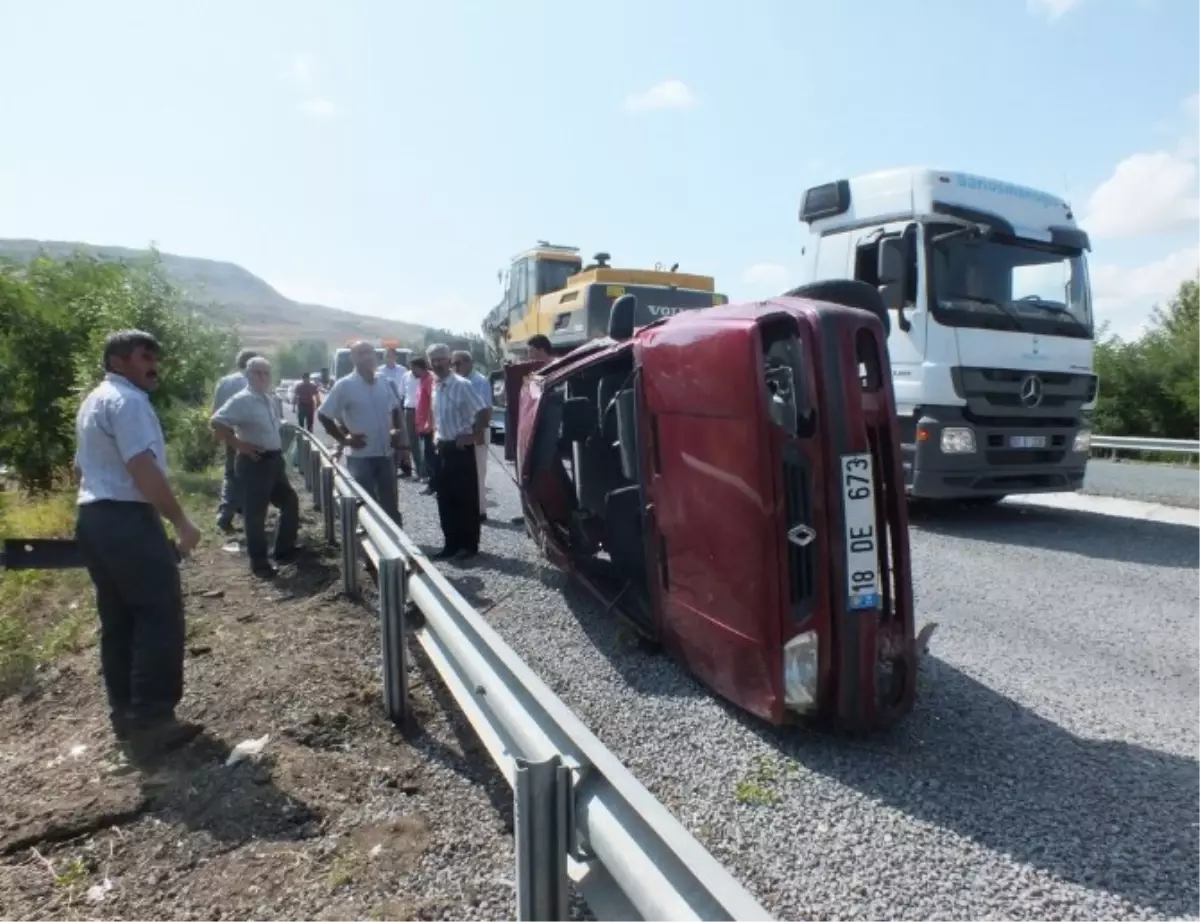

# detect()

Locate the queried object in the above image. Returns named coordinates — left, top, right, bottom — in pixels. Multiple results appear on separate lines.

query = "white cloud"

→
left=1026, top=0, right=1083, bottom=21
left=1091, top=246, right=1200, bottom=338
left=741, top=263, right=793, bottom=291
left=298, top=96, right=337, bottom=119
left=624, top=80, right=698, bottom=113
left=1083, top=93, right=1200, bottom=238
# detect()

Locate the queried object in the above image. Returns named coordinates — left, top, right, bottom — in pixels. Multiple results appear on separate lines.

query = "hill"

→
left=0, top=239, right=432, bottom=350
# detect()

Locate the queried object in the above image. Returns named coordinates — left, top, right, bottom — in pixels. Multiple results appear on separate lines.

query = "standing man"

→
left=317, top=340, right=407, bottom=524
left=292, top=371, right=320, bottom=432
left=427, top=343, right=489, bottom=560
left=211, top=357, right=300, bottom=578
left=527, top=334, right=553, bottom=362
left=211, top=349, right=258, bottom=533
left=452, top=350, right=492, bottom=522
left=400, top=358, right=427, bottom=480
left=74, top=330, right=204, bottom=755
left=379, top=347, right=412, bottom=477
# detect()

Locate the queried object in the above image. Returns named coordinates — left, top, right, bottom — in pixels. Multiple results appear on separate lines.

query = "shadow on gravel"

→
left=139, top=734, right=323, bottom=846
left=911, top=502, right=1199, bottom=570
left=762, top=657, right=1200, bottom=918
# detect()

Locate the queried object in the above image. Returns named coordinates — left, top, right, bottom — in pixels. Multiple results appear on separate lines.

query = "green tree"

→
left=0, top=248, right=235, bottom=490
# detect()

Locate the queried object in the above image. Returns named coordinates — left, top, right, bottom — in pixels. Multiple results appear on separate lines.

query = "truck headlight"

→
left=1073, top=429, right=1091, bottom=453
left=783, top=630, right=820, bottom=711
left=940, top=427, right=976, bottom=454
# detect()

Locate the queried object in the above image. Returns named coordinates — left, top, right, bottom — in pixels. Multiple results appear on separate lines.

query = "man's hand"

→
left=175, top=518, right=202, bottom=557
left=390, top=428, right=408, bottom=450
left=344, top=432, right=368, bottom=450
left=235, top=439, right=262, bottom=459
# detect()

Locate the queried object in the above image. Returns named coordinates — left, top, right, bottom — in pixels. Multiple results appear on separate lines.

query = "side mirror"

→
left=877, top=237, right=906, bottom=286
left=608, top=293, right=637, bottom=341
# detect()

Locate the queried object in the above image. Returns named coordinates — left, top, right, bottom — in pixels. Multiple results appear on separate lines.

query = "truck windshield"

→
left=927, top=227, right=1093, bottom=339
left=537, top=259, right=580, bottom=295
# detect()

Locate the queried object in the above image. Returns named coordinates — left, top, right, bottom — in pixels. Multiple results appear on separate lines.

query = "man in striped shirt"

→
left=426, top=343, right=489, bottom=560
left=211, top=349, right=258, bottom=533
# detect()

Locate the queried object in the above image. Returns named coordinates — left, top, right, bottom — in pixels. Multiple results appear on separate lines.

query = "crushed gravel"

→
left=393, top=444, right=1199, bottom=921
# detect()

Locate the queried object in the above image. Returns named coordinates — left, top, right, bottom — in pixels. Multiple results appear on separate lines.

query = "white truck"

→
left=797, top=167, right=1097, bottom=503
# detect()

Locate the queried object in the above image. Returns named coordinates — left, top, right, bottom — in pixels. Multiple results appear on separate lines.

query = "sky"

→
left=0, top=0, right=1196, bottom=341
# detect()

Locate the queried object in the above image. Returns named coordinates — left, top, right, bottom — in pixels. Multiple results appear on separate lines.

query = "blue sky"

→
left=0, top=0, right=1196, bottom=340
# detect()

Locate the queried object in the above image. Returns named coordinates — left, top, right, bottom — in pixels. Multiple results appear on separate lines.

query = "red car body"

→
left=504, top=289, right=917, bottom=729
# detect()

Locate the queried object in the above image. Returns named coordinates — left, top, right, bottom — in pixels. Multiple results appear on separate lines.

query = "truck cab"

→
left=506, top=289, right=919, bottom=729
left=799, top=168, right=1098, bottom=501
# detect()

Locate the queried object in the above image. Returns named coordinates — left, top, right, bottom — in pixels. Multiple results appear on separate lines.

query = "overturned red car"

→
left=503, top=283, right=924, bottom=729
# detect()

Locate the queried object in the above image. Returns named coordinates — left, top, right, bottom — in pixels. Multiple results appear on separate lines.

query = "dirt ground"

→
left=0, top=497, right=516, bottom=921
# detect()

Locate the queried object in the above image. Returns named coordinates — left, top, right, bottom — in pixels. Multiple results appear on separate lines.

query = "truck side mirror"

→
left=877, top=237, right=909, bottom=318
left=608, top=293, right=637, bottom=341
left=877, top=237, right=906, bottom=285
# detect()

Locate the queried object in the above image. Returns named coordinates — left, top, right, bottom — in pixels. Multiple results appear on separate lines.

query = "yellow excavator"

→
left=482, top=242, right=726, bottom=360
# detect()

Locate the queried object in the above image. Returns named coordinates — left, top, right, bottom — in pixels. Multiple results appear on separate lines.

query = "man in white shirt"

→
left=317, top=341, right=408, bottom=524
left=211, top=357, right=299, bottom=578
left=74, top=330, right=203, bottom=756
left=400, top=358, right=427, bottom=480
left=210, top=349, right=258, bottom=533
left=379, top=347, right=412, bottom=477
left=427, top=343, right=489, bottom=560
left=452, top=350, right=493, bottom=522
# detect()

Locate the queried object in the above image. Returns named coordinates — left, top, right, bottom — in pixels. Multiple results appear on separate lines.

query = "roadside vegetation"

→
left=0, top=246, right=236, bottom=695
left=1092, top=279, right=1198, bottom=454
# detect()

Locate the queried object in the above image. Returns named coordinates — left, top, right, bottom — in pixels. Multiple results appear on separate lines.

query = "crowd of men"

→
left=71, top=329, right=543, bottom=759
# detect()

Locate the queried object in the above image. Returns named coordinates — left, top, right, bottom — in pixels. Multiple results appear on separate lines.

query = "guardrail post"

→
left=321, top=467, right=336, bottom=544
left=308, top=451, right=321, bottom=495
left=296, top=435, right=309, bottom=473
left=514, top=755, right=571, bottom=922
left=378, top=556, right=409, bottom=726
left=338, top=495, right=359, bottom=597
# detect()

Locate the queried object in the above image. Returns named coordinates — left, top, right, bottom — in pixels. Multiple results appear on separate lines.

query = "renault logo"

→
left=787, top=524, right=816, bottom=548
left=1019, top=374, right=1044, bottom=408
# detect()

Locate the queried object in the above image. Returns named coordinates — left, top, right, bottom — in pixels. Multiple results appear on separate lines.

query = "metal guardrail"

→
left=1091, top=435, right=1200, bottom=456
left=285, top=425, right=771, bottom=922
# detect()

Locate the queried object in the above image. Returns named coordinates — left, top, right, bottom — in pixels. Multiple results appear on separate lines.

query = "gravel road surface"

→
left=394, top=446, right=1199, bottom=921
left=1083, top=459, right=1199, bottom=509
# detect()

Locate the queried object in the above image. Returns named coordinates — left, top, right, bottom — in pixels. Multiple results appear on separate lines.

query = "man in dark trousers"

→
left=211, top=348, right=258, bottom=533
left=74, top=330, right=204, bottom=756
left=291, top=371, right=320, bottom=432
left=211, top=357, right=300, bottom=578
left=426, top=343, right=489, bottom=560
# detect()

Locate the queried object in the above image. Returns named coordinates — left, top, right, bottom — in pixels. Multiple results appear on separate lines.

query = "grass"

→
left=0, top=461, right=223, bottom=696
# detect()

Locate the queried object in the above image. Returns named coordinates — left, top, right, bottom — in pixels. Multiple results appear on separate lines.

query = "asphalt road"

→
left=1083, top=459, right=1199, bottom=509
left=388, top=447, right=1198, bottom=921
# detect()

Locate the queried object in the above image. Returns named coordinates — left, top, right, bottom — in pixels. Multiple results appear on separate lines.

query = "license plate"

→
left=840, top=452, right=881, bottom=611
left=1009, top=435, right=1047, bottom=449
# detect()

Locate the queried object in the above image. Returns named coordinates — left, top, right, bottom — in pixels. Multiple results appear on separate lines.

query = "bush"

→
left=168, top=405, right=223, bottom=473
left=0, top=248, right=236, bottom=491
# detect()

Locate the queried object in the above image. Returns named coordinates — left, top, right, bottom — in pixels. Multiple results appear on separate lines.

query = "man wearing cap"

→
left=74, top=330, right=204, bottom=756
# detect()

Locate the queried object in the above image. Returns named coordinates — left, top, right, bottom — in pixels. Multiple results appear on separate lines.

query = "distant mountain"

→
left=0, top=239, right=433, bottom=350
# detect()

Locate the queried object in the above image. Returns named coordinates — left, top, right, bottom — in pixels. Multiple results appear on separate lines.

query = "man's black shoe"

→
left=125, top=719, right=204, bottom=760
left=274, top=546, right=305, bottom=564
left=251, top=563, right=278, bottom=579
left=432, top=548, right=458, bottom=561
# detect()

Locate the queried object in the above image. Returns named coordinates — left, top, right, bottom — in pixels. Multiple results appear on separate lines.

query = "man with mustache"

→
left=74, top=330, right=204, bottom=757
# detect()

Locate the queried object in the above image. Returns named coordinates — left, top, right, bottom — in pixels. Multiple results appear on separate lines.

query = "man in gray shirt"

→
left=211, top=349, right=258, bottom=533
left=75, top=330, right=203, bottom=757
left=211, top=357, right=299, bottom=578
left=318, top=340, right=407, bottom=524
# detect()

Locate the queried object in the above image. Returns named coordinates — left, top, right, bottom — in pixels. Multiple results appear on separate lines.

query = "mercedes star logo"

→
left=1019, top=374, right=1044, bottom=408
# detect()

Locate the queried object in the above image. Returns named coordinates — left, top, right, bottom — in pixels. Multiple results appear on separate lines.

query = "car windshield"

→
left=927, top=226, right=1093, bottom=338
